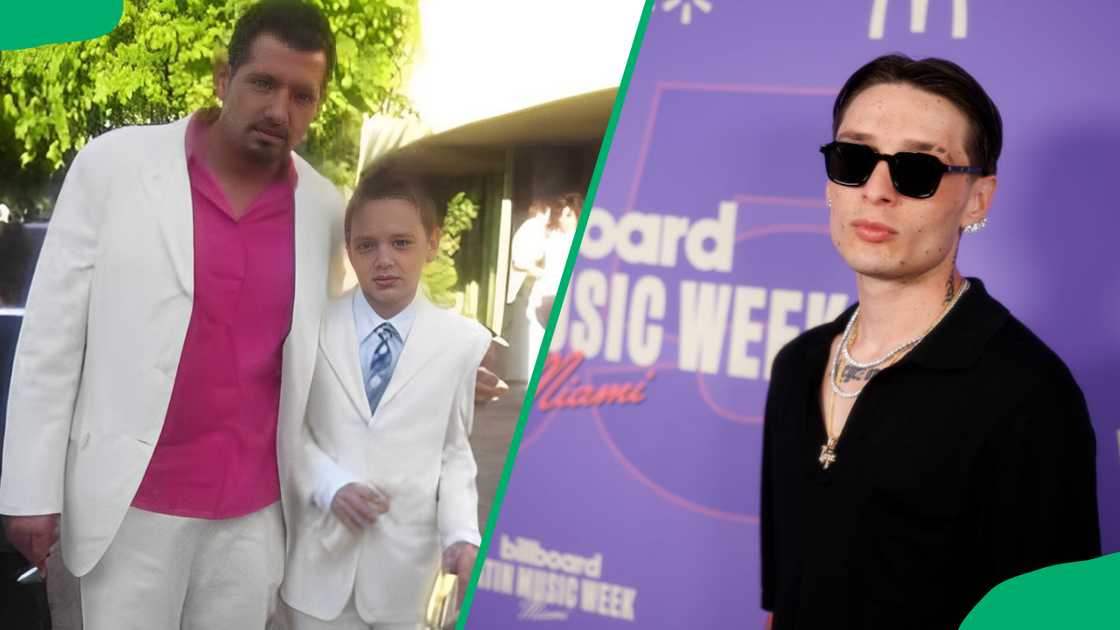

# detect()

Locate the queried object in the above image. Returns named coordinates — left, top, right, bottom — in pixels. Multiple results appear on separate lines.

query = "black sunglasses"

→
left=820, top=141, right=985, bottom=199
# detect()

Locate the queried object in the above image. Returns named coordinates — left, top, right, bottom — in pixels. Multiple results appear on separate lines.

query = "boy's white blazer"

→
left=0, top=117, right=346, bottom=576
left=280, top=289, right=490, bottom=624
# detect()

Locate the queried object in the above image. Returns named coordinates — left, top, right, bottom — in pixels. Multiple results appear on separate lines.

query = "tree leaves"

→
left=1, top=0, right=418, bottom=220
left=423, top=192, right=480, bottom=308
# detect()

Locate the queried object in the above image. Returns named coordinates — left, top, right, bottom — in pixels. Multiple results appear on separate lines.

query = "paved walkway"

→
left=471, top=382, right=526, bottom=529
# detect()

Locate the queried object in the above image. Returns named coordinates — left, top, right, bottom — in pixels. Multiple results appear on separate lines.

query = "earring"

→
left=963, top=217, right=989, bottom=234
left=826, top=198, right=832, bottom=209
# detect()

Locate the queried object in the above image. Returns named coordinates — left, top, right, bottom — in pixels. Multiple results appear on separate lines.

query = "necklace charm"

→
left=819, top=438, right=838, bottom=470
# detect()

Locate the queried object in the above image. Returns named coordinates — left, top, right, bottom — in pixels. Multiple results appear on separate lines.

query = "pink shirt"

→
left=131, top=113, right=297, bottom=518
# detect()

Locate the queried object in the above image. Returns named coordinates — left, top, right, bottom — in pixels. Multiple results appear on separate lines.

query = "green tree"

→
left=0, top=0, right=418, bottom=221
left=423, top=191, right=479, bottom=309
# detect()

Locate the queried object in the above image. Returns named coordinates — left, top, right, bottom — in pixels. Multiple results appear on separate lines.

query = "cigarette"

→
left=17, top=566, right=42, bottom=585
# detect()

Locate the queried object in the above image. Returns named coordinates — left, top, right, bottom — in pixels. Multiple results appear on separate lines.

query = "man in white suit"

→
left=278, top=168, right=489, bottom=630
left=1, top=2, right=344, bottom=628
left=506, top=199, right=549, bottom=306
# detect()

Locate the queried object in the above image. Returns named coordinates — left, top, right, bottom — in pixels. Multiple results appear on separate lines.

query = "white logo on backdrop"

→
left=478, top=535, right=639, bottom=623
left=662, top=0, right=712, bottom=26
left=869, top=0, right=968, bottom=39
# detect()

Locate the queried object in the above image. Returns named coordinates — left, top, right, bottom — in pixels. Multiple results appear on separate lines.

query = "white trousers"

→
left=79, top=503, right=284, bottom=630
left=277, top=596, right=421, bottom=630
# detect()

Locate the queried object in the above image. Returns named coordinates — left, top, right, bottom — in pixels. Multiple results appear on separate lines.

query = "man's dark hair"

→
left=526, top=198, right=553, bottom=219
left=832, top=54, right=1003, bottom=175
left=228, top=0, right=336, bottom=91
left=345, top=166, right=439, bottom=243
left=548, top=192, right=584, bottom=230
left=558, top=192, right=584, bottom=216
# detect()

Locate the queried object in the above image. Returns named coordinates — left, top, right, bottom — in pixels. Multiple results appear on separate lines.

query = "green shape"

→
left=1, top=0, right=122, bottom=51
left=454, top=1, right=657, bottom=628
left=961, top=553, right=1120, bottom=629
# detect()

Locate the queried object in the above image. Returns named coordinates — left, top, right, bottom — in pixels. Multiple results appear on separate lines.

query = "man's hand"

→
left=329, top=483, right=388, bottom=533
left=534, top=296, right=554, bottom=327
left=4, top=514, right=59, bottom=577
left=442, top=541, right=479, bottom=602
left=475, top=365, right=508, bottom=404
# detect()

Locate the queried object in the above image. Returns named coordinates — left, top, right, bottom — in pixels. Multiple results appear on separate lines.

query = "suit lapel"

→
left=375, top=296, right=444, bottom=414
left=147, top=117, right=195, bottom=297
left=282, top=165, right=325, bottom=418
left=320, top=291, right=373, bottom=423
left=277, top=155, right=345, bottom=489
left=287, top=164, right=318, bottom=375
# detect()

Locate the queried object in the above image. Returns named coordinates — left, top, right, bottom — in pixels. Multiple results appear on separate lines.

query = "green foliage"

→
left=0, top=0, right=418, bottom=220
left=423, top=191, right=479, bottom=308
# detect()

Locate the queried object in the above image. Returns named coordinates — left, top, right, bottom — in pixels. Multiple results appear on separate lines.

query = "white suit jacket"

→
left=280, top=290, right=489, bottom=624
left=0, top=117, right=346, bottom=576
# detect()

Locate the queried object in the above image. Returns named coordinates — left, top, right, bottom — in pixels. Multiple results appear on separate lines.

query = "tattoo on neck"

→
left=841, top=364, right=881, bottom=383
left=945, top=246, right=960, bottom=305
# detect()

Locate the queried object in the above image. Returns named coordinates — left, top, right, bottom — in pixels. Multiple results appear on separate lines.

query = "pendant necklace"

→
left=819, top=280, right=970, bottom=469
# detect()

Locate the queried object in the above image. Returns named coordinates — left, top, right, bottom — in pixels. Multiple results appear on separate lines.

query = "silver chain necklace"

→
left=829, top=279, right=970, bottom=399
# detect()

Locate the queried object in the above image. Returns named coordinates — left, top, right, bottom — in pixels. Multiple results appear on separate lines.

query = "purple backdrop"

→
left=469, top=2, right=1120, bottom=628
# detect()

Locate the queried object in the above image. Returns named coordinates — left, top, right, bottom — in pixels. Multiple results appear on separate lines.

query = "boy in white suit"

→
left=279, top=168, right=490, bottom=629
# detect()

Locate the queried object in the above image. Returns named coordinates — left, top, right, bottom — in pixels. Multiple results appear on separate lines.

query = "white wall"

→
left=407, top=0, right=644, bottom=134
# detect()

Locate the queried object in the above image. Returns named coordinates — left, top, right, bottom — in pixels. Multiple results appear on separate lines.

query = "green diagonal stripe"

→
left=455, top=1, right=656, bottom=628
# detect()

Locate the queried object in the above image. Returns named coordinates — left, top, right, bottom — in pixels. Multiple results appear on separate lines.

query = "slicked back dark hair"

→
left=228, top=0, right=336, bottom=92
left=832, top=54, right=1002, bottom=175
left=345, top=166, right=439, bottom=243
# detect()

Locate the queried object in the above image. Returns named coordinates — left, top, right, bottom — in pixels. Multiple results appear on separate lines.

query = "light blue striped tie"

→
left=366, top=323, right=396, bottom=414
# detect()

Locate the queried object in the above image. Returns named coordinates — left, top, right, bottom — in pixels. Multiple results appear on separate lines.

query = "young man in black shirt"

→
left=760, top=55, right=1100, bottom=630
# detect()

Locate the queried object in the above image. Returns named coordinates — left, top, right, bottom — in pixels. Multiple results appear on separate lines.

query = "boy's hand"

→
left=442, top=541, right=479, bottom=601
left=330, top=483, right=388, bottom=532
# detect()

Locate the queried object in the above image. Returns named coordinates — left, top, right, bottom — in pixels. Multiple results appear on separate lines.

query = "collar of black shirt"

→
left=826, top=277, right=1010, bottom=372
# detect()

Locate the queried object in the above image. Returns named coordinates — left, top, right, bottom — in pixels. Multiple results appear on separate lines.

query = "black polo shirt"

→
left=760, top=278, right=1100, bottom=629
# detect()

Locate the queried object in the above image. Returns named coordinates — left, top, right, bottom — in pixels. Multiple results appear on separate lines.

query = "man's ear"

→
left=960, top=175, right=997, bottom=230
left=214, top=62, right=231, bottom=103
